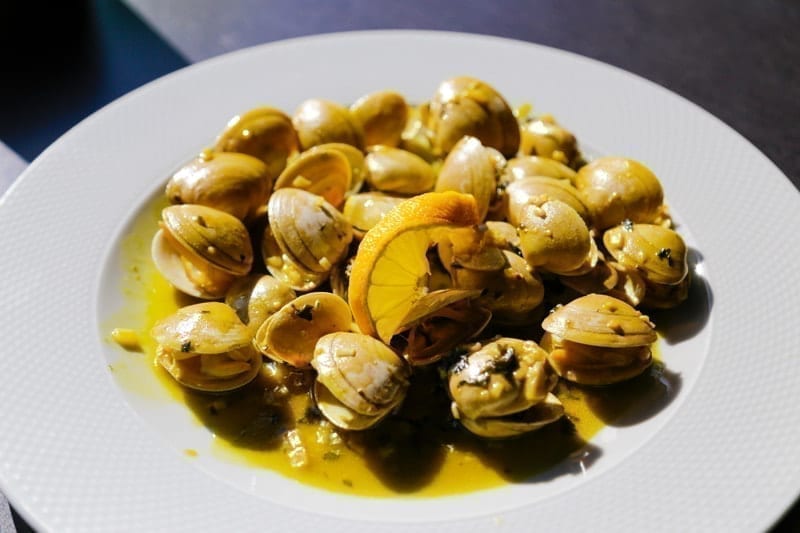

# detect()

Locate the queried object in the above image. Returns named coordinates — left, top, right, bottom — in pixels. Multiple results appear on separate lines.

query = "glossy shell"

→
left=349, top=90, right=409, bottom=148
left=518, top=117, right=581, bottom=167
left=603, top=222, right=689, bottom=286
left=152, top=204, right=254, bottom=299
left=448, top=337, right=562, bottom=438
left=165, top=151, right=271, bottom=222
left=151, top=302, right=261, bottom=392
left=309, top=142, right=369, bottom=194
left=575, top=156, right=664, bottom=230
left=364, top=146, right=436, bottom=195
left=261, top=224, right=329, bottom=291
left=541, top=332, right=652, bottom=385
left=292, top=98, right=364, bottom=150
left=517, top=199, right=594, bottom=275
left=213, top=106, right=299, bottom=180
left=273, top=146, right=351, bottom=208
left=426, top=76, right=520, bottom=157
left=342, top=192, right=404, bottom=235
left=435, top=136, right=505, bottom=221
left=505, top=176, right=590, bottom=226
left=224, top=274, right=297, bottom=333
left=312, top=332, right=410, bottom=430
left=503, top=155, right=578, bottom=184
left=541, top=293, right=656, bottom=348
left=253, top=292, right=352, bottom=368
left=267, top=188, right=354, bottom=274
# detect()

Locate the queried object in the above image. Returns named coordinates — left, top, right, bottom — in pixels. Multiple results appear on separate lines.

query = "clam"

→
left=224, top=274, right=296, bottom=333
left=308, top=142, right=369, bottom=194
left=505, top=176, right=590, bottom=226
left=399, top=103, right=436, bottom=162
left=603, top=221, right=690, bottom=308
left=267, top=188, right=354, bottom=275
left=503, top=155, right=578, bottom=184
left=342, top=192, right=405, bottom=236
left=448, top=337, right=562, bottom=438
left=426, top=76, right=520, bottom=157
left=292, top=98, right=364, bottom=150
left=364, top=146, right=436, bottom=195
left=452, top=250, right=545, bottom=325
left=253, top=292, right=352, bottom=368
left=435, top=136, right=506, bottom=221
left=151, top=302, right=261, bottom=392
left=540, top=294, right=656, bottom=385
left=151, top=204, right=253, bottom=299
left=311, top=332, right=410, bottom=430
left=518, top=116, right=582, bottom=168
left=603, top=222, right=689, bottom=286
left=213, top=106, right=299, bottom=180
left=165, top=150, right=272, bottom=222
left=349, top=90, right=409, bottom=148
left=575, top=157, right=664, bottom=230
left=517, top=199, right=596, bottom=276
left=261, top=224, right=329, bottom=291
left=273, top=146, right=351, bottom=208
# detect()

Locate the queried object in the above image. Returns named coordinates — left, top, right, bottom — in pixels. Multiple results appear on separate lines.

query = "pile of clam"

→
left=149, top=76, right=690, bottom=439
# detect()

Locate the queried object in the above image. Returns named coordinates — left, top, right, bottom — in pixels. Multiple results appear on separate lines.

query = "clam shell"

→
left=603, top=222, right=689, bottom=285
left=165, top=151, right=271, bottom=221
left=435, top=136, right=505, bottom=220
left=213, top=106, right=299, bottom=180
left=160, top=204, right=253, bottom=276
left=312, top=332, right=410, bottom=417
left=541, top=293, right=656, bottom=348
left=541, top=331, right=652, bottom=385
left=292, top=98, right=364, bottom=150
left=151, top=302, right=252, bottom=354
left=458, top=393, right=564, bottom=438
left=575, top=156, right=664, bottom=230
left=267, top=188, right=353, bottom=274
left=517, top=199, right=593, bottom=275
left=518, top=117, right=581, bottom=167
left=505, top=176, right=590, bottom=226
left=350, top=90, right=409, bottom=148
left=448, top=337, right=555, bottom=420
left=427, top=76, right=520, bottom=157
left=504, top=155, right=578, bottom=184
left=253, top=292, right=352, bottom=368
left=224, top=274, right=296, bottom=332
left=274, top=146, right=351, bottom=208
left=365, top=146, right=436, bottom=195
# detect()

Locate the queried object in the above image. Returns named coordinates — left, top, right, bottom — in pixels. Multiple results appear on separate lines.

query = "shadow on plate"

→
left=647, top=247, right=713, bottom=345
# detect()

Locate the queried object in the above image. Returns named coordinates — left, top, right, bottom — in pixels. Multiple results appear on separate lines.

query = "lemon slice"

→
left=348, top=191, right=480, bottom=342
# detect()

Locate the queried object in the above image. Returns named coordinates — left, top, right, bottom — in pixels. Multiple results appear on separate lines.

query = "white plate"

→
left=0, top=30, right=798, bottom=532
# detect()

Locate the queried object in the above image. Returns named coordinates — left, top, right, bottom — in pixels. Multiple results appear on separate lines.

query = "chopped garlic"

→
left=110, top=328, right=142, bottom=352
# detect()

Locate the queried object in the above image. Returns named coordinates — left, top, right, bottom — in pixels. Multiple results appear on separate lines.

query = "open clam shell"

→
left=151, top=302, right=261, bottom=392
left=152, top=204, right=253, bottom=299
left=273, top=146, right=351, bottom=208
left=253, top=292, right=352, bottom=368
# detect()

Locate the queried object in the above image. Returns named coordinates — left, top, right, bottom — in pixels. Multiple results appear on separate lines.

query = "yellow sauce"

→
left=109, top=197, right=669, bottom=498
